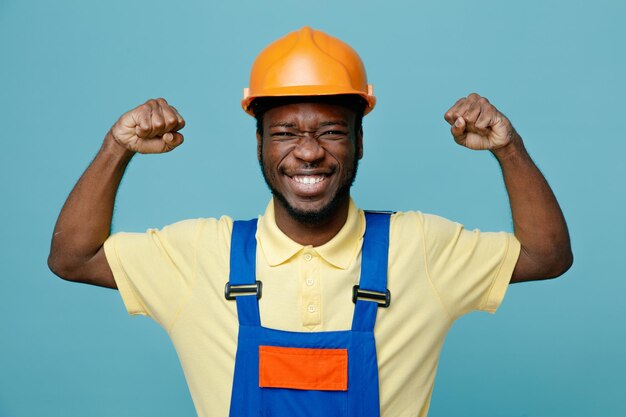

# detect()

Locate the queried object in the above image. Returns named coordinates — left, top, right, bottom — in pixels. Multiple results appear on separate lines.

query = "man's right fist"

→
left=109, top=98, right=185, bottom=154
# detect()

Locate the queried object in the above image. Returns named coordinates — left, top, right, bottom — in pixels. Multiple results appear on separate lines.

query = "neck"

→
left=273, top=197, right=351, bottom=247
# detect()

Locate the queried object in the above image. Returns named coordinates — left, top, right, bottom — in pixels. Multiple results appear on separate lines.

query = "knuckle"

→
left=137, top=103, right=151, bottom=113
left=165, top=116, right=177, bottom=126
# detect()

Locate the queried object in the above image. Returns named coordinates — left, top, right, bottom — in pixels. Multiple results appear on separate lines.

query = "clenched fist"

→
left=444, top=93, right=518, bottom=151
left=109, top=98, right=185, bottom=154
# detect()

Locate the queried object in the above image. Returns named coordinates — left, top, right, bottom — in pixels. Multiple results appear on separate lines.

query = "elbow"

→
left=514, top=244, right=573, bottom=283
left=543, top=247, right=574, bottom=279
left=47, top=254, right=67, bottom=280
left=47, top=252, right=79, bottom=282
left=557, top=249, right=574, bottom=276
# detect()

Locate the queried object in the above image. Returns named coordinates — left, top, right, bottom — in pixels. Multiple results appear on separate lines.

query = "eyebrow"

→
left=269, top=122, right=297, bottom=128
left=268, top=120, right=348, bottom=128
left=319, top=120, right=348, bottom=127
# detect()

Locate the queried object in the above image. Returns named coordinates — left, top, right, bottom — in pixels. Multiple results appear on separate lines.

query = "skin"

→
left=47, top=98, right=185, bottom=289
left=48, top=93, right=572, bottom=288
left=257, top=102, right=362, bottom=246
left=444, top=93, right=572, bottom=282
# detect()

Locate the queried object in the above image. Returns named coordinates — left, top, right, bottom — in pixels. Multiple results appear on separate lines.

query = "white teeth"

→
left=294, top=176, right=325, bottom=185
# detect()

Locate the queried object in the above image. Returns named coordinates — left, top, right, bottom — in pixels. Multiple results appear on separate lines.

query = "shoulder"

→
left=389, top=210, right=459, bottom=235
left=390, top=210, right=467, bottom=237
left=107, top=215, right=236, bottom=250
left=152, top=215, right=235, bottom=238
left=186, top=216, right=235, bottom=250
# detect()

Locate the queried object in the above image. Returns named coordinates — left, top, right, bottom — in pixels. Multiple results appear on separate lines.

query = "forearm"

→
left=492, top=133, right=573, bottom=281
left=48, top=133, right=134, bottom=280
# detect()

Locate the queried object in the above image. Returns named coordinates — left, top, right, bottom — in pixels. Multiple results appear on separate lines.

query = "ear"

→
left=256, top=131, right=263, bottom=161
left=356, top=127, right=363, bottom=160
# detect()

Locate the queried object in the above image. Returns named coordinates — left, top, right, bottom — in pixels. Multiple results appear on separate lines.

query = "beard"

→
left=259, top=154, right=359, bottom=226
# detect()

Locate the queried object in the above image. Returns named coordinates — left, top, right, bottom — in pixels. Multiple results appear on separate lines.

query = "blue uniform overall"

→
left=226, top=212, right=391, bottom=417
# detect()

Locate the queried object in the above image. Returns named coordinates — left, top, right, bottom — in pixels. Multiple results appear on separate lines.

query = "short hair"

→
left=252, top=95, right=366, bottom=135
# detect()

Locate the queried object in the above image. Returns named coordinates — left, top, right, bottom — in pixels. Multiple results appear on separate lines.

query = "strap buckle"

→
left=352, top=285, right=391, bottom=308
left=225, top=281, right=263, bottom=300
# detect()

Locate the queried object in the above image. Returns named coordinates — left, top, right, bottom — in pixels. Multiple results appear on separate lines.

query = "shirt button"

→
left=307, top=304, right=317, bottom=313
left=306, top=278, right=315, bottom=286
left=303, top=253, right=313, bottom=261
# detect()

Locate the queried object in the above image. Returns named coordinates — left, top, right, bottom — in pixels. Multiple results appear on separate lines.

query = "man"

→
left=48, top=27, right=572, bottom=416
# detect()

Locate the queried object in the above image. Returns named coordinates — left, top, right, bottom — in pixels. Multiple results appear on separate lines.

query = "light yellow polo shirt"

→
left=104, top=199, right=520, bottom=417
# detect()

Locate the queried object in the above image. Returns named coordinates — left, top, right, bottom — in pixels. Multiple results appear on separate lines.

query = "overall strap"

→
left=352, top=212, right=391, bottom=332
left=228, top=219, right=261, bottom=326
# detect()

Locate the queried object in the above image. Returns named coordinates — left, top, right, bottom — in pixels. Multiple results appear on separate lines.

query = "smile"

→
left=292, top=175, right=326, bottom=185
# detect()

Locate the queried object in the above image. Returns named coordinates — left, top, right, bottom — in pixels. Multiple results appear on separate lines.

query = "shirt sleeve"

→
left=103, top=218, right=202, bottom=330
left=419, top=213, right=521, bottom=320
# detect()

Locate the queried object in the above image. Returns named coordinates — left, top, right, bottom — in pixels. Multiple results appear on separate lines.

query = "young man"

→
left=48, top=27, right=572, bottom=417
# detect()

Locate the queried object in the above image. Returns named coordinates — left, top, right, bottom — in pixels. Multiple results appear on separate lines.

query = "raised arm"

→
left=444, top=93, right=573, bottom=283
left=48, top=98, right=185, bottom=288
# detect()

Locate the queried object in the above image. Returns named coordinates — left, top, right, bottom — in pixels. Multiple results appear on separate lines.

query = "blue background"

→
left=1, top=0, right=624, bottom=416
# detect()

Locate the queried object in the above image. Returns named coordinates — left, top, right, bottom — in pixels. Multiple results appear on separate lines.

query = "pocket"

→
left=259, top=346, right=348, bottom=417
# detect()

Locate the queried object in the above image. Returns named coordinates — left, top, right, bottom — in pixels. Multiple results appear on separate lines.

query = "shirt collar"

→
left=257, top=198, right=364, bottom=269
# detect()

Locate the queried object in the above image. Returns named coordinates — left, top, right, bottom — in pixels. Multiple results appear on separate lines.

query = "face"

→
left=257, top=102, right=363, bottom=224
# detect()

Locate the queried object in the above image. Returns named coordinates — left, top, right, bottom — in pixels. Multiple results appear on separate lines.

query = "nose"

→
left=292, top=135, right=325, bottom=163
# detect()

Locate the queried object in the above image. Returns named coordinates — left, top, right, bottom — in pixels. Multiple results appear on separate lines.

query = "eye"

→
left=320, top=130, right=348, bottom=139
left=270, top=131, right=297, bottom=140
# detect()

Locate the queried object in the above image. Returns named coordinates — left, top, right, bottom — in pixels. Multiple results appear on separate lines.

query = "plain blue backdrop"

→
left=1, top=0, right=624, bottom=416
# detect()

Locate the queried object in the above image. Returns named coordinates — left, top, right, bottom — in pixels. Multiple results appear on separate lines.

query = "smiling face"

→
left=257, top=101, right=363, bottom=225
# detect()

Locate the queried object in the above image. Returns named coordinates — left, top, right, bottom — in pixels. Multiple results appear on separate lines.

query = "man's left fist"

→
left=444, top=93, right=517, bottom=151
